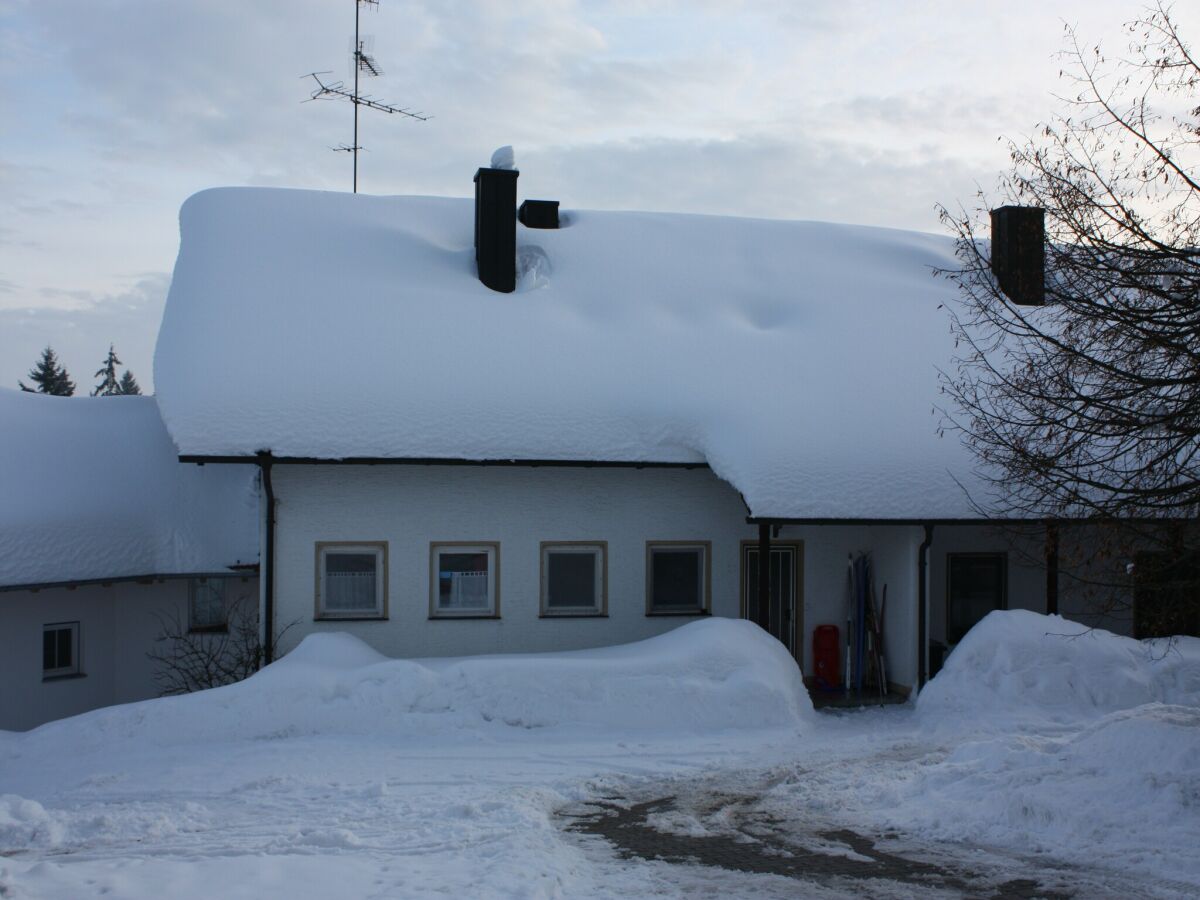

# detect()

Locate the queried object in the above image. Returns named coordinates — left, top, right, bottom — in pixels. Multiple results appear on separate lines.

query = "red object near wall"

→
left=813, top=624, right=841, bottom=688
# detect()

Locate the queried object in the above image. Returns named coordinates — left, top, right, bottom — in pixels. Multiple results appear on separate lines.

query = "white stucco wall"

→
left=270, top=466, right=928, bottom=691
left=0, top=576, right=259, bottom=731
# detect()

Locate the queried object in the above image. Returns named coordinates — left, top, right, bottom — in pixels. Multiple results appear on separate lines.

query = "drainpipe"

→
left=257, top=451, right=276, bottom=666
left=757, top=521, right=771, bottom=631
left=917, top=523, right=934, bottom=691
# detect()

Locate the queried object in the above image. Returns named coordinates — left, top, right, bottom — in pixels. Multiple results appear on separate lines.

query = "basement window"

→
left=541, top=543, right=607, bottom=616
left=430, top=543, right=499, bottom=618
left=646, top=542, right=711, bottom=615
left=43, top=621, right=81, bottom=679
left=316, top=543, right=387, bottom=619
left=189, top=578, right=229, bottom=631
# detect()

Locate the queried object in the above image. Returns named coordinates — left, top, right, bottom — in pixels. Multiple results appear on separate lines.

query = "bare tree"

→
left=939, top=3, right=1200, bottom=636
left=148, top=601, right=293, bottom=696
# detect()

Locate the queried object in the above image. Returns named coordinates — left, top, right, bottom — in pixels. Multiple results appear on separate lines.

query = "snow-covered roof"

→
left=154, top=187, right=985, bottom=519
left=0, top=389, right=258, bottom=588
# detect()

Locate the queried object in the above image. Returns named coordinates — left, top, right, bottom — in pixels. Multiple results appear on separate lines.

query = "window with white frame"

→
left=316, top=543, right=387, bottom=619
left=189, top=578, right=229, bottom=631
left=646, top=542, right=711, bottom=615
left=430, top=543, right=499, bottom=618
left=541, top=543, right=606, bottom=616
left=43, top=621, right=80, bottom=678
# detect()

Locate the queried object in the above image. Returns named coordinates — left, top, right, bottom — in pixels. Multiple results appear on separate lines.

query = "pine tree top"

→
left=19, top=346, right=75, bottom=396
left=93, top=345, right=123, bottom=397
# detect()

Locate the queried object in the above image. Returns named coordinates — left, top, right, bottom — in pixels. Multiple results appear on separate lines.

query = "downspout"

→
left=917, top=523, right=934, bottom=691
left=257, top=451, right=276, bottom=666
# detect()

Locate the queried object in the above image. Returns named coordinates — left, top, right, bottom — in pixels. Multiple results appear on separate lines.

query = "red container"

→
left=813, top=624, right=841, bottom=688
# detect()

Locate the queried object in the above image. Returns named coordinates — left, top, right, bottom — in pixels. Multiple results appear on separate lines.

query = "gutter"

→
left=257, top=451, right=277, bottom=667
left=917, top=523, right=934, bottom=691
left=181, top=455, right=708, bottom=470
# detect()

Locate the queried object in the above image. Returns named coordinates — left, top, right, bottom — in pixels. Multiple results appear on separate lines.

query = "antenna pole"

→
left=304, top=0, right=429, bottom=194
left=353, top=0, right=361, bottom=193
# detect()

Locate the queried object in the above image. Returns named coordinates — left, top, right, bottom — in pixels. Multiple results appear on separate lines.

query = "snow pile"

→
left=879, top=610, right=1200, bottom=882
left=18, top=619, right=810, bottom=753
left=0, top=388, right=259, bottom=587
left=918, top=609, right=1200, bottom=724
left=154, top=187, right=983, bottom=519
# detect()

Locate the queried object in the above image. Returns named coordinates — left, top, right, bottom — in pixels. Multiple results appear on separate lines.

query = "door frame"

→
left=739, top=539, right=804, bottom=666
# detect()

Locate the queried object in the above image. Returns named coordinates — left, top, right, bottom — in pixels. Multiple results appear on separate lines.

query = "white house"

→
left=147, top=164, right=1136, bottom=700
left=0, top=389, right=259, bottom=730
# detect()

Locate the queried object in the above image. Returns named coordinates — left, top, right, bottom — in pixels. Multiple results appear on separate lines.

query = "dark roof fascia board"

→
left=180, top=454, right=709, bottom=469
left=0, top=569, right=258, bottom=594
left=746, top=515, right=1197, bottom=526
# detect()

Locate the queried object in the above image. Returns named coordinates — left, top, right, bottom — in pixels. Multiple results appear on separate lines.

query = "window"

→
left=316, top=542, right=387, bottom=619
left=541, top=542, right=607, bottom=616
left=1133, top=550, right=1200, bottom=639
left=946, top=553, right=1007, bottom=643
left=189, top=578, right=228, bottom=631
left=646, top=542, right=711, bottom=615
left=43, top=622, right=80, bottom=678
left=430, top=543, right=499, bottom=618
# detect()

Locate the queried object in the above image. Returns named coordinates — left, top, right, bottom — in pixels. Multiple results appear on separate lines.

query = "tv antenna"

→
left=304, top=0, right=429, bottom=193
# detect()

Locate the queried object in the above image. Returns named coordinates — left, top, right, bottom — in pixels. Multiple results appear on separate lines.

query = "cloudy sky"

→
left=3, top=0, right=1196, bottom=393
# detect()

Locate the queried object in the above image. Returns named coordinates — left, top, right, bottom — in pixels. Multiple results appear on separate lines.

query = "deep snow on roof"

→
left=0, top=389, right=258, bottom=588
left=154, top=187, right=984, bottom=518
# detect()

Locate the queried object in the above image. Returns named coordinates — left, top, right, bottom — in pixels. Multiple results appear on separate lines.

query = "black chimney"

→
left=474, top=167, right=519, bottom=293
left=990, top=206, right=1045, bottom=306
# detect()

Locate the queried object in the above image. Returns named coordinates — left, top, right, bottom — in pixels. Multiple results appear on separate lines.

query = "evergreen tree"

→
left=18, top=346, right=75, bottom=396
left=92, top=345, right=122, bottom=396
left=117, top=369, right=142, bottom=396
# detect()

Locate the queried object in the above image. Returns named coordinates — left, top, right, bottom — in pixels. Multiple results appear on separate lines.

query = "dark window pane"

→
left=651, top=548, right=703, bottom=610
left=324, top=552, right=378, bottom=611
left=43, top=629, right=56, bottom=670
left=948, top=555, right=1005, bottom=642
left=438, top=552, right=490, bottom=610
left=57, top=628, right=73, bottom=668
left=191, top=580, right=227, bottom=628
left=547, top=552, right=597, bottom=608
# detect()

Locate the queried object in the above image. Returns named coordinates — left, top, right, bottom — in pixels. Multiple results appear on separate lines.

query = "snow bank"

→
left=0, top=389, right=259, bottom=587
left=17, top=619, right=810, bottom=753
left=918, top=609, right=1200, bottom=724
left=154, top=187, right=984, bottom=519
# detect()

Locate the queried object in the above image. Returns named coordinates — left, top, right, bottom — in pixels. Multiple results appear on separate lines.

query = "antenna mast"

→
left=304, top=0, right=429, bottom=193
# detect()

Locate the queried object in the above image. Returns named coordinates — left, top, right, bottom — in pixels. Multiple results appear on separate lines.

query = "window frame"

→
left=945, top=551, right=1008, bottom=643
left=42, top=621, right=81, bottom=680
left=188, top=576, right=230, bottom=633
left=314, top=541, right=389, bottom=620
left=645, top=540, right=712, bottom=616
left=539, top=541, right=608, bottom=618
left=429, top=542, right=501, bottom=619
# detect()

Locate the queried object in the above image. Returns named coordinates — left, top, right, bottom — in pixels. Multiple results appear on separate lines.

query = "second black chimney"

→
left=474, top=166, right=519, bottom=293
left=990, top=206, right=1045, bottom=306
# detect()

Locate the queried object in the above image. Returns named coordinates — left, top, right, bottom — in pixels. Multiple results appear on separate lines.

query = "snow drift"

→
left=0, top=388, right=259, bottom=587
left=918, top=609, right=1200, bottom=723
left=154, top=188, right=984, bottom=519
left=886, top=610, right=1200, bottom=883
left=13, top=619, right=811, bottom=754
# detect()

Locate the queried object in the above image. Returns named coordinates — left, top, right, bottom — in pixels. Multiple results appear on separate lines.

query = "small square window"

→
left=541, top=543, right=607, bottom=616
left=430, top=543, right=499, bottom=618
left=647, top=542, right=711, bottom=615
left=189, top=578, right=229, bottom=631
left=316, top=543, right=387, bottom=619
left=43, top=622, right=80, bottom=678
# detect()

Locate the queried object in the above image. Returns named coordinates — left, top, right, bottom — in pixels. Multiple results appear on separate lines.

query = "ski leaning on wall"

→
left=846, top=552, right=889, bottom=702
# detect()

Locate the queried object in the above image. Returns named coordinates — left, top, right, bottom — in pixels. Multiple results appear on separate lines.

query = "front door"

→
left=742, top=543, right=802, bottom=662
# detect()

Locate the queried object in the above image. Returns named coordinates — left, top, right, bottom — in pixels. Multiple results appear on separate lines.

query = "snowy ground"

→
left=2, top=614, right=1198, bottom=899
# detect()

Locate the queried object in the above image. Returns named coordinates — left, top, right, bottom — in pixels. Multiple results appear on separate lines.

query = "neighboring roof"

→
left=154, top=187, right=984, bottom=519
left=0, top=389, right=259, bottom=589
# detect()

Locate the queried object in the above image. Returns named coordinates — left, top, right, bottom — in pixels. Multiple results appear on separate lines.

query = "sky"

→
left=3, top=0, right=1198, bottom=394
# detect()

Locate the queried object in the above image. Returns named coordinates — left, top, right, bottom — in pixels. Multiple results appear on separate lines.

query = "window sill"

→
left=315, top=614, right=388, bottom=621
left=188, top=625, right=229, bottom=635
left=428, top=614, right=500, bottom=620
left=540, top=612, right=608, bottom=619
left=42, top=672, right=86, bottom=683
left=646, top=609, right=711, bottom=617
